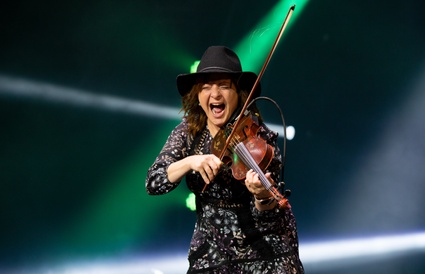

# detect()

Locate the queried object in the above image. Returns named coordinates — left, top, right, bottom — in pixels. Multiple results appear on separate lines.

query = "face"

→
left=198, top=77, right=239, bottom=135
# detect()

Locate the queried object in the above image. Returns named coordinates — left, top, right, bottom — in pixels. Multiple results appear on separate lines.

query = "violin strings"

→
left=231, top=141, right=273, bottom=190
left=228, top=138, right=285, bottom=204
left=229, top=139, right=285, bottom=202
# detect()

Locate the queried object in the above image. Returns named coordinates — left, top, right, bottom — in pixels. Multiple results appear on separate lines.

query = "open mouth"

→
left=210, top=103, right=225, bottom=116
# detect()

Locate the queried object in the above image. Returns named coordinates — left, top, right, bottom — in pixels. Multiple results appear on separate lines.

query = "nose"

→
left=210, top=84, right=222, bottom=98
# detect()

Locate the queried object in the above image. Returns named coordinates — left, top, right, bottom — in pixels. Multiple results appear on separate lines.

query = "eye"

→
left=219, top=82, right=232, bottom=90
left=202, top=84, right=211, bottom=91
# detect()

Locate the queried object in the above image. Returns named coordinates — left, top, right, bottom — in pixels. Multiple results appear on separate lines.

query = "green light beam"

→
left=59, top=123, right=191, bottom=256
left=0, top=1, right=310, bottom=254
left=235, top=0, right=309, bottom=72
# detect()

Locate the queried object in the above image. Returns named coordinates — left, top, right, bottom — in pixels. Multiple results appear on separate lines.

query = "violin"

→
left=211, top=112, right=274, bottom=181
left=211, top=111, right=289, bottom=209
left=203, top=5, right=296, bottom=209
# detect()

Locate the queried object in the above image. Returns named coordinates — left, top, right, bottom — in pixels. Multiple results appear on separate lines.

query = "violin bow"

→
left=202, top=5, right=296, bottom=193
left=219, top=5, right=295, bottom=159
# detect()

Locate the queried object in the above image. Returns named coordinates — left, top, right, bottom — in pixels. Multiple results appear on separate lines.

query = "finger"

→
left=202, top=174, right=210, bottom=184
left=245, top=170, right=253, bottom=187
left=212, top=156, right=223, bottom=168
left=246, top=169, right=254, bottom=181
left=199, top=169, right=210, bottom=184
left=204, top=165, right=216, bottom=182
left=253, top=172, right=260, bottom=184
left=209, top=161, right=220, bottom=176
left=264, top=172, right=275, bottom=184
left=244, top=178, right=251, bottom=189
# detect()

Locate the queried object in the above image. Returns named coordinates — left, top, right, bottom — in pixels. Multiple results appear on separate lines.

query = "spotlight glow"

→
left=236, top=0, right=309, bottom=72
left=190, top=60, right=200, bottom=73
left=5, top=232, right=424, bottom=274
left=0, top=74, right=294, bottom=140
left=0, top=75, right=179, bottom=119
left=300, top=232, right=425, bottom=264
left=185, top=193, right=196, bottom=211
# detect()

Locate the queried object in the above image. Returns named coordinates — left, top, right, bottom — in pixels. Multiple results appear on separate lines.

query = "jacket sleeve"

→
left=145, top=120, right=188, bottom=195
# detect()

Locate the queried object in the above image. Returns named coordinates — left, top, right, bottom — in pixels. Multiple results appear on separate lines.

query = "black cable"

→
left=247, top=96, right=287, bottom=183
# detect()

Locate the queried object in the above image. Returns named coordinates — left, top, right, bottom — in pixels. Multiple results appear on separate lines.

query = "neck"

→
left=207, top=121, right=220, bottom=137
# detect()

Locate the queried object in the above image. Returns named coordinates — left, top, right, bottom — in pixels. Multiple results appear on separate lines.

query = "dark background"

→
left=1, top=0, right=425, bottom=273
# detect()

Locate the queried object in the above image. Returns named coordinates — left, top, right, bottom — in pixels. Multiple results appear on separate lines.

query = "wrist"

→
left=254, top=195, right=275, bottom=205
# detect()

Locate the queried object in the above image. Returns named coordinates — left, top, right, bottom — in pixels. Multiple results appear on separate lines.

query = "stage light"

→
left=190, top=60, right=200, bottom=73
left=235, top=0, right=309, bottom=72
left=6, top=232, right=424, bottom=274
left=0, top=74, right=294, bottom=140
left=324, top=60, right=425, bottom=237
left=0, top=75, right=179, bottom=119
left=186, top=193, right=196, bottom=211
left=300, top=232, right=425, bottom=264
left=1, top=73, right=296, bottom=225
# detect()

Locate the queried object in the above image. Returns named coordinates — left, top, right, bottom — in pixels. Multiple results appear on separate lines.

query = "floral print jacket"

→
left=146, top=117, right=304, bottom=273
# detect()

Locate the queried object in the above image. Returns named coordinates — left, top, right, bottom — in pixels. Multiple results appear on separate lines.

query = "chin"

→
left=210, top=120, right=225, bottom=128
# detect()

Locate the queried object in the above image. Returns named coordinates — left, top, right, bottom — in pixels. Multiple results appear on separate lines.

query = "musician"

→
left=146, top=46, right=304, bottom=273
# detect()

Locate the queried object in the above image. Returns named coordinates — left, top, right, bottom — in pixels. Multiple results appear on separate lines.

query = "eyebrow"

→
left=204, top=79, right=232, bottom=85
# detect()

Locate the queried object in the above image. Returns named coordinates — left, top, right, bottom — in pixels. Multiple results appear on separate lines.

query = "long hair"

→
left=181, top=81, right=262, bottom=137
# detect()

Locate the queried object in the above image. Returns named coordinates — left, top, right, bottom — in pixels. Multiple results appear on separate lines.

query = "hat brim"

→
left=176, top=71, right=261, bottom=97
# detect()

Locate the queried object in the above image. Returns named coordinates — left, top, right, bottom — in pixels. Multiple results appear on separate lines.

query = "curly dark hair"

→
left=181, top=80, right=262, bottom=137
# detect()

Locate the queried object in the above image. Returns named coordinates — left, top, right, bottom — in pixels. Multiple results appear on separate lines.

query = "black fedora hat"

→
left=176, top=46, right=261, bottom=97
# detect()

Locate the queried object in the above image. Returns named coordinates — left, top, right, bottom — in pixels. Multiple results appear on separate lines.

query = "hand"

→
left=245, top=169, right=273, bottom=198
left=189, top=154, right=222, bottom=184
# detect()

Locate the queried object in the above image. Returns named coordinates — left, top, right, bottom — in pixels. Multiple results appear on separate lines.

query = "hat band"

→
left=199, top=66, right=241, bottom=73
